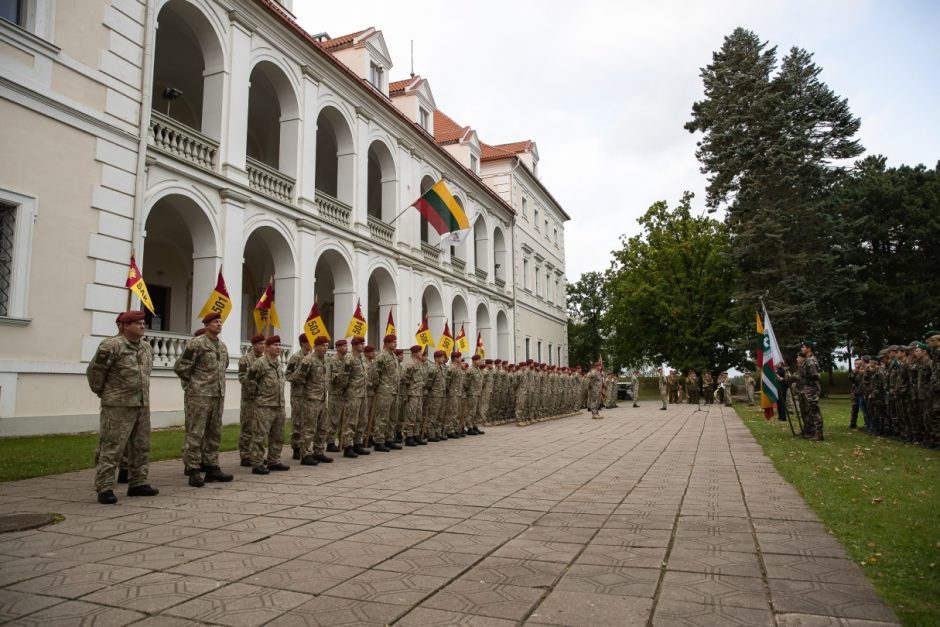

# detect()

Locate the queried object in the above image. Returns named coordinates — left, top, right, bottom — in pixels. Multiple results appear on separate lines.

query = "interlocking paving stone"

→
left=528, top=589, right=653, bottom=626
left=0, top=404, right=899, bottom=626
left=161, top=582, right=312, bottom=626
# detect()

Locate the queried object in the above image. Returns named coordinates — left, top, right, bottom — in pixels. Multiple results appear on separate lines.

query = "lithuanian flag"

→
left=412, top=180, right=470, bottom=235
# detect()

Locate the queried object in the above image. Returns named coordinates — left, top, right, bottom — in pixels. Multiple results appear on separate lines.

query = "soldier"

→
left=584, top=362, right=604, bottom=419
left=479, top=359, right=495, bottom=427
left=238, top=334, right=265, bottom=467
left=658, top=367, right=668, bottom=410
left=245, top=335, right=290, bottom=473
left=362, top=344, right=378, bottom=448
left=173, top=312, right=232, bottom=487
left=370, top=335, right=402, bottom=452
left=425, top=350, right=448, bottom=440
left=390, top=347, right=406, bottom=443
left=286, top=334, right=311, bottom=460
left=290, top=336, right=331, bottom=465
left=401, top=345, right=428, bottom=446
left=850, top=358, right=866, bottom=430
left=465, top=355, right=485, bottom=434
left=702, top=371, right=714, bottom=405
left=744, top=371, right=756, bottom=406
left=327, top=339, right=349, bottom=452
left=686, top=370, right=700, bottom=406
left=445, top=352, right=464, bottom=436
left=87, top=311, right=158, bottom=504
left=631, top=370, right=640, bottom=407
left=800, top=340, right=824, bottom=441
left=342, top=337, right=369, bottom=456
left=667, top=370, right=678, bottom=404
left=925, top=331, right=940, bottom=448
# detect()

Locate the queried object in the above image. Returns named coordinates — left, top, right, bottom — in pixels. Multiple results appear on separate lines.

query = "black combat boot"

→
left=292, top=447, right=301, bottom=460
left=204, top=466, right=233, bottom=482
left=117, top=468, right=129, bottom=484
left=326, top=442, right=340, bottom=453
left=300, top=455, right=318, bottom=466
left=252, top=465, right=270, bottom=474
left=267, top=462, right=290, bottom=471
left=354, top=443, right=371, bottom=455
left=127, top=484, right=159, bottom=497
left=405, top=436, right=417, bottom=447
left=240, top=458, right=252, bottom=467
left=97, top=489, right=117, bottom=504
left=416, top=437, right=428, bottom=445
left=343, top=446, right=359, bottom=458
left=188, top=471, right=205, bottom=488
left=314, top=453, right=333, bottom=463
left=386, top=440, right=402, bottom=450
left=373, top=442, right=390, bottom=452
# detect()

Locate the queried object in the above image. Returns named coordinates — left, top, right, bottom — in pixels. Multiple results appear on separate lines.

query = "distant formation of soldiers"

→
left=849, top=333, right=940, bottom=448
left=87, top=311, right=602, bottom=504
left=658, top=368, right=735, bottom=409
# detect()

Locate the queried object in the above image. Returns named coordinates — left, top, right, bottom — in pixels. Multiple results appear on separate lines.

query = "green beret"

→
left=925, top=330, right=940, bottom=340
left=878, top=349, right=888, bottom=358
left=915, top=342, right=928, bottom=350
left=801, top=339, right=816, bottom=348
left=860, top=355, right=870, bottom=361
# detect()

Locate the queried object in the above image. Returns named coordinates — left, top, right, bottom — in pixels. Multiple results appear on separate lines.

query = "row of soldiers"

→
left=87, top=311, right=593, bottom=504
left=850, top=333, right=940, bottom=447
left=657, top=368, right=734, bottom=409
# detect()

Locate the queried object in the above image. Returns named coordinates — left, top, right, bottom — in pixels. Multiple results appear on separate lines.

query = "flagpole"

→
left=126, top=248, right=135, bottom=311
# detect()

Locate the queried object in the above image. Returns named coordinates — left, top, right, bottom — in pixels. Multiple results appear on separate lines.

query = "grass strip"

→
left=736, top=398, right=939, bottom=626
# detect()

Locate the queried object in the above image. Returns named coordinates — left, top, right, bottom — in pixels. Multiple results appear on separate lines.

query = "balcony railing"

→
left=149, top=112, right=218, bottom=170
left=421, top=242, right=441, bottom=265
left=475, top=268, right=488, bottom=281
left=450, top=257, right=466, bottom=272
left=247, top=157, right=294, bottom=203
left=495, top=277, right=506, bottom=288
left=368, top=215, right=394, bottom=246
left=315, top=190, right=352, bottom=227
left=144, top=330, right=191, bottom=368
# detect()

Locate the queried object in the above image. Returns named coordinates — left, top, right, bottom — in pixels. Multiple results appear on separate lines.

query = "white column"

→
left=353, top=241, right=372, bottom=327
left=221, top=11, right=252, bottom=184
left=298, top=66, right=320, bottom=206
left=219, top=188, right=250, bottom=366
left=353, top=111, right=371, bottom=235
left=296, top=219, right=319, bottom=320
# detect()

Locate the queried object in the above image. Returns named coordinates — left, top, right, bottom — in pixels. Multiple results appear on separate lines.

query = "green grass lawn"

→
left=0, top=424, right=247, bottom=482
left=736, top=398, right=940, bottom=627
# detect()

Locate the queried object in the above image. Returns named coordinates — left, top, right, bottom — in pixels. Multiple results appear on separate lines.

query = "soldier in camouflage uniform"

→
left=479, top=359, right=494, bottom=426
left=424, top=350, right=447, bottom=440
left=445, top=352, right=464, bottom=436
left=658, top=368, right=668, bottom=410
left=325, top=339, right=349, bottom=452
left=340, top=337, right=369, bottom=455
left=514, top=361, right=529, bottom=426
left=400, top=345, right=427, bottom=446
left=926, top=332, right=940, bottom=448
left=462, top=355, right=483, bottom=434
left=87, top=311, right=158, bottom=504
left=631, top=370, right=640, bottom=407
left=245, top=335, right=290, bottom=473
left=390, top=348, right=406, bottom=442
left=173, top=312, right=232, bottom=487
left=361, top=344, right=378, bottom=450
left=286, top=334, right=310, bottom=460
left=584, top=362, right=604, bottom=419
left=288, top=336, right=331, bottom=465
left=238, top=335, right=265, bottom=467
left=799, top=340, right=824, bottom=441
left=370, top=335, right=402, bottom=452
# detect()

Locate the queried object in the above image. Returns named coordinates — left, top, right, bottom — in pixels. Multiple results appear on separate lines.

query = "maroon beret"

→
left=265, top=335, right=281, bottom=346
left=434, top=350, right=446, bottom=358
left=313, top=336, right=329, bottom=346
left=299, top=333, right=309, bottom=344
left=410, top=345, right=423, bottom=353
left=364, top=344, right=375, bottom=353
left=335, top=339, right=347, bottom=347
left=471, top=354, right=481, bottom=361
left=202, top=312, right=221, bottom=324
left=485, top=359, right=493, bottom=364
left=251, top=334, right=266, bottom=344
left=394, top=349, right=404, bottom=356
left=193, top=328, right=206, bottom=337
left=351, top=336, right=365, bottom=345
left=383, top=334, right=397, bottom=344
left=117, top=310, right=146, bottom=323
left=451, top=351, right=461, bottom=359
left=494, top=359, right=502, bottom=364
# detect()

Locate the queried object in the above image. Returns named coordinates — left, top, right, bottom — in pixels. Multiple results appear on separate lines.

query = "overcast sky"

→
left=293, top=0, right=940, bottom=284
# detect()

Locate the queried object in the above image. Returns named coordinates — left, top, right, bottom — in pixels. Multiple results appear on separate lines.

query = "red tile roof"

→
left=389, top=78, right=414, bottom=94
left=433, top=110, right=470, bottom=144
left=480, top=142, right=515, bottom=161
left=319, top=28, right=369, bottom=50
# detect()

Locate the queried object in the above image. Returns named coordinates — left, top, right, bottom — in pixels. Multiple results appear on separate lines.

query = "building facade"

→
left=0, top=0, right=567, bottom=436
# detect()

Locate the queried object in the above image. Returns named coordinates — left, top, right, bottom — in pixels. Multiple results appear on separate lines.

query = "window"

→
left=537, top=341, right=542, bottom=362
left=546, top=271, right=550, bottom=298
left=557, top=346, right=562, bottom=365
left=556, top=279, right=561, bottom=306
left=0, top=0, right=23, bottom=26
left=470, top=154, right=478, bottom=173
left=534, top=209, right=539, bottom=229
left=0, top=189, right=36, bottom=320
left=525, top=337, right=531, bottom=360
left=523, top=258, right=530, bottom=290
left=544, top=219, right=549, bottom=237
left=419, top=107, right=430, bottom=130
left=521, top=196, right=527, bottom=217
left=535, top=266, right=540, bottom=294
left=548, top=344, right=553, bottom=365
left=369, top=62, right=384, bottom=90
left=554, top=227, right=558, bottom=245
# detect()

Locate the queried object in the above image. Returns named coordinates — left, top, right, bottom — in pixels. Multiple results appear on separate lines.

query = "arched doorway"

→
left=475, top=302, right=492, bottom=358
left=496, top=309, right=511, bottom=360
left=242, top=225, right=296, bottom=347
left=367, top=140, right=397, bottom=224
left=421, top=283, right=445, bottom=344
left=246, top=61, right=299, bottom=184
left=313, top=248, right=355, bottom=341
left=473, top=215, right=489, bottom=277
left=493, top=226, right=508, bottom=284
left=142, top=193, right=217, bottom=334
left=315, top=106, right=354, bottom=205
left=451, top=294, right=470, bottom=349
left=367, top=266, right=397, bottom=346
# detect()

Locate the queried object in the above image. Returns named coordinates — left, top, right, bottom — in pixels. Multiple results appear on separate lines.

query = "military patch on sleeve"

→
left=182, top=348, right=194, bottom=361
left=95, top=350, right=110, bottom=364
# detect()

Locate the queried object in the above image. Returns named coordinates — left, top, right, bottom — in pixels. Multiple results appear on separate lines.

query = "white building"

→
left=0, top=0, right=567, bottom=436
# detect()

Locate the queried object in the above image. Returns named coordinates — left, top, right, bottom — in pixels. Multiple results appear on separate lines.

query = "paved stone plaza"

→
left=0, top=403, right=898, bottom=626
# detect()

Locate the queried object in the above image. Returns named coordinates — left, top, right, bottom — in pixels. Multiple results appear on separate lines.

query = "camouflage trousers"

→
left=251, top=405, right=285, bottom=467
left=514, top=392, right=528, bottom=424
left=802, top=388, right=823, bottom=436
left=445, top=395, right=461, bottom=432
left=95, top=405, right=151, bottom=493
left=300, top=398, right=327, bottom=457
left=478, top=394, right=490, bottom=425
left=466, top=395, right=481, bottom=428
left=588, top=390, right=601, bottom=416
left=424, top=396, right=445, bottom=436
left=403, top=395, right=424, bottom=437
left=342, top=396, right=368, bottom=448
left=238, top=398, right=255, bottom=461
left=387, top=393, right=401, bottom=440
left=290, top=394, right=304, bottom=451
left=182, top=395, right=223, bottom=472
left=371, top=391, right=394, bottom=443
left=328, top=395, right=346, bottom=445
left=927, top=397, right=940, bottom=447
left=659, top=388, right=668, bottom=410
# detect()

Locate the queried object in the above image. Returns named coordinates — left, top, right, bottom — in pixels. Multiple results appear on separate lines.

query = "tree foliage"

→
left=566, top=271, right=606, bottom=369
left=604, top=193, right=744, bottom=373
left=686, top=28, right=864, bottom=367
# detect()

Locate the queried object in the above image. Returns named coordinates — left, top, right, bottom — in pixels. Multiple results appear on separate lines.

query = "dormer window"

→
left=369, top=62, right=384, bottom=90
left=522, top=197, right=528, bottom=217
left=470, top=154, right=478, bottom=173
left=419, top=107, right=430, bottom=131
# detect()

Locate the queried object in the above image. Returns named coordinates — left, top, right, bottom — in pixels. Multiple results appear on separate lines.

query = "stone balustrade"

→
left=149, top=112, right=218, bottom=169
left=247, top=157, right=294, bottom=203
left=368, top=215, right=394, bottom=246
left=144, top=331, right=190, bottom=369
left=421, top=242, right=442, bottom=265
left=315, top=190, right=352, bottom=227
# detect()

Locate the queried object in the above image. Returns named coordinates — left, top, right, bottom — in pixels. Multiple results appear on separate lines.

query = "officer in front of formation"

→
left=88, top=310, right=159, bottom=504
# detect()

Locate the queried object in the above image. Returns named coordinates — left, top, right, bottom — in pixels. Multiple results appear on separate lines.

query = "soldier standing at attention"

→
left=658, top=368, right=668, bottom=410
left=327, top=339, right=349, bottom=452
left=173, top=312, right=233, bottom=487
left=466, top=355, right=485, bottom=434
left=342, top=337, right=369, bottom=456
left=686, top=370, right=700, bottom=406
left=702, top=371, right=714, bottom=405
left=631, top=370, right=640, bottom=407
left=446, top=352, right=464, bottom=436
left=290, top=336, right=331, bottom=465
left=87, top=311, right=158, bottom=504
left=800, top=340, right=824, bottom=441
left=514, top=361, right=529, bottom=427
left=371, top=335, right=402, bottom=452
left=286, top=334, right=310, bottom=460
left=238, top=335, right=265, bottom=467
left=361, top=344, right=378, bottom=449
left=479, top=359, right=495, bottom=428
left=246, top=335, right=290, bottom=473
left=585, top=362, right=604, bottom=419
left=402, top=345, right=428, bottom=446
left=744, top=371, right=756, bottom=406
left=425, top=350, right=448, bottom=440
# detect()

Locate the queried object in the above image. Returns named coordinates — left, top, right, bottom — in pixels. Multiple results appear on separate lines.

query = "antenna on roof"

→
left=410, top=40, right=414, bottom=77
